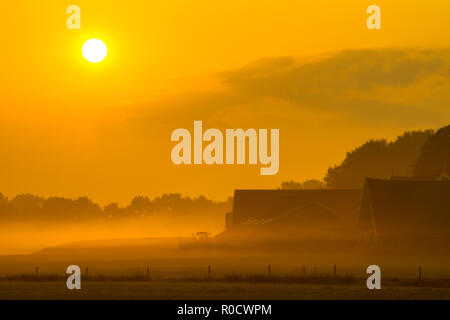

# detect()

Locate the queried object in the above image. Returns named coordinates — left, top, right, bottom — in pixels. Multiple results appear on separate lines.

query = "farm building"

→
left=229, top=189, right=362, bottom=227
left=357, top=178, right=450, bottom=246
left=218, top=189, right=362, bottom=245
left=219, top=178, right=450, bottom=250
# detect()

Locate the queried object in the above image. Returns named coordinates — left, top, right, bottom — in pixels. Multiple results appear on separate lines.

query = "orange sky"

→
left=0, top=0, right=449, bottom=204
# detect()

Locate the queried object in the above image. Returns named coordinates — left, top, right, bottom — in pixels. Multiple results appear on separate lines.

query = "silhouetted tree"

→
left=42, top=197, right=75, bottom=220
left=281, top=181, right=302, bottom=190
left=11, top=194, right=44, bottom=211
left=325, top=130, right=433, bottom=189
left=0, top=193, right=9, bottom=207
left=128, top=196, right=152, bottom=215
left=72, top=196, right=101, bottom=219
left=302, top=179, right=326, bottom=189
left=413, top=125, right=450, bottom=178
left=0, top=193, right=13, bottom=218
left=104, top=202, right=125, bottom=218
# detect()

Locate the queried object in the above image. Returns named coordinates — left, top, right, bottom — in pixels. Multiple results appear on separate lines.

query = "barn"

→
left=219, top=189, right=362, bottom=245
left=230, top=189, right=362, bottom=227
left=218, top=178, right=450, bottom=250
left=357, top=178, right=450, bottom=246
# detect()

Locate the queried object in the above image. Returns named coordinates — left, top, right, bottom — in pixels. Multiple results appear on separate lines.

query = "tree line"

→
left=324, top=125, right=449, bottom=189
left=0, top=192, right=233, bottom=222
left=282, top=124, right=449, bottom=190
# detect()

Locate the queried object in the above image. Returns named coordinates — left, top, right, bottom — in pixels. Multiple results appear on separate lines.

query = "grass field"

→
left=1, top=280, right=450, bottom=300
left=2, top=239, right=450, bottom=299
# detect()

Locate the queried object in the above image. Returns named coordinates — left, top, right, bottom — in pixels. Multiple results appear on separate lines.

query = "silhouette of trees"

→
left=280, top=180, right=326, bottom=190
left=72, top=196, right=102, bottom=219
left=10, top=194, right=44, bottom=211
left=302, top=179, right=326, bottom=189
left=0, top=192, right=232, bottom=222
left=128, top=196, right=152, bottom=215
left=281, top=181, right=302, bottom=189
left=0, top=193, right=13, bottom=218
left=104, top=202, right=125, bottom=218
left=324, top=130, right=433, bottom=189
left=413, top=125, right=450, bottom=178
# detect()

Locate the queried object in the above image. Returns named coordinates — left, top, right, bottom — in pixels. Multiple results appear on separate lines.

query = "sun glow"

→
left=82, top=39, right=108, bottom=63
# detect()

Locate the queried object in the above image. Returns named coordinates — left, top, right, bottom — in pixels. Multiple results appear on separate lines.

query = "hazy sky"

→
left=0, top=0, right=449, bottom=204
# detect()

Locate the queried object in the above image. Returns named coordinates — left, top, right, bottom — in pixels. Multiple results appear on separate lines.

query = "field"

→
left=1, top=280, right=450, bottom=300
left=2, top=238, right=450, bottom=300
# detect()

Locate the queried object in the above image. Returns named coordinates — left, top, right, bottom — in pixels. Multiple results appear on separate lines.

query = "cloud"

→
left=222, top=49, right=448, bottom=92
left=126, top=48, right=450, bottom=129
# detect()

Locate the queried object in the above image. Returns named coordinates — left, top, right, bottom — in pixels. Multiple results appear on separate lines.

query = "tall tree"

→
left=325, top=130, right=433, bottom=189
left=412, top=125, right=450, bottom=178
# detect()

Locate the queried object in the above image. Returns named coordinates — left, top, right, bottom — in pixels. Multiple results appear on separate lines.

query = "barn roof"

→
left=231, top=189, right=362, bottom=228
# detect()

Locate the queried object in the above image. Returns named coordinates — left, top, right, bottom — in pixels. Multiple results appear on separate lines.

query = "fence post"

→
left=35, top=267, right=39, bottom=277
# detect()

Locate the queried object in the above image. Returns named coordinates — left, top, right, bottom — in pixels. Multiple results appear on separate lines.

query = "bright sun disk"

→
left=82, top=39, right=107, bottom=63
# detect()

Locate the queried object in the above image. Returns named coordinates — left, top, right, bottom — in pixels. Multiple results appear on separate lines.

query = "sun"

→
left=82, top=39, right=108, bottom=63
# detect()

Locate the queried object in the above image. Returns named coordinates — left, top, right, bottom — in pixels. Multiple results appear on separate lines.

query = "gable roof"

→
left=231, top=189, right=362, bottom=228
